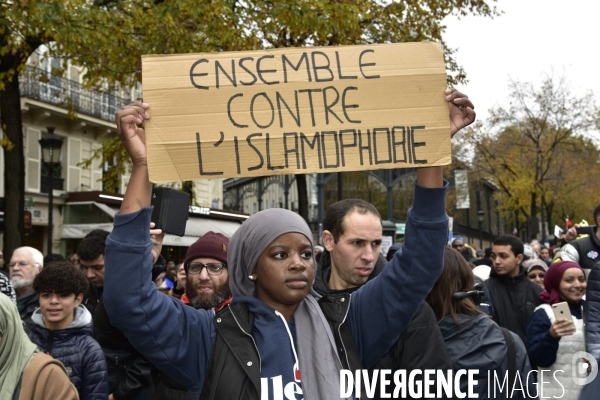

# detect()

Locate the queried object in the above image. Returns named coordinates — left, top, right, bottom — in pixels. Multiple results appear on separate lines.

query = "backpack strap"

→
left=501, top=327, right=516, bottom=390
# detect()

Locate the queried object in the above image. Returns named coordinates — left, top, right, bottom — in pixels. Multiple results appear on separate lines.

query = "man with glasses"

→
left=180, top=231, right=231, bottom=311
left=9, top=246, right=43, bottom=325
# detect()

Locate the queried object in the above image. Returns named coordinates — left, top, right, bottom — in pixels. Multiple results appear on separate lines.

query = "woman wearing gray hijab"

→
left=104, top=89, right=474, bottom=400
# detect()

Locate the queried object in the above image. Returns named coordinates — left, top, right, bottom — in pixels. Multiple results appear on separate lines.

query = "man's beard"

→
left=11, top=276, right=34, bottom=290
left=187, top=281, right=231, bottom=310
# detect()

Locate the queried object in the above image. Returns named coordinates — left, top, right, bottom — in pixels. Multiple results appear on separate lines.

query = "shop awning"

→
left=61, top=206, right=242, bottom=247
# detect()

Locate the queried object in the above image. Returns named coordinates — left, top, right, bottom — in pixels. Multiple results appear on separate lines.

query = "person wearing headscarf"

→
left=103, top=90, right=473, bottom=399
left=101, top=96, right=474, bottom=399
left=0, top=293, right=79, bottom=400
left=523, top=258, right=549, bottom=290
left=527, top=261, right=586, bottom=400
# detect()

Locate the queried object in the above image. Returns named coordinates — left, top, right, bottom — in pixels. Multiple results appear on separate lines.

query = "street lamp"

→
left=39, top=127, right=63, bottom=255
left=477, top=209, right=485, bottom=250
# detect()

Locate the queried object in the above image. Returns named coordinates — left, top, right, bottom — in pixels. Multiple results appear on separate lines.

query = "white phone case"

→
left=552, top=301, right=575, bottom=331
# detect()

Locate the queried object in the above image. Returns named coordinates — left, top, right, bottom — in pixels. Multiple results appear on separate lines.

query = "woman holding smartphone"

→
left=527, top=260, right=586, bottom=400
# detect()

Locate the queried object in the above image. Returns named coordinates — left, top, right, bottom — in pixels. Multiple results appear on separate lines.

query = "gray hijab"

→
left=228, top=208, right=344, bottom=399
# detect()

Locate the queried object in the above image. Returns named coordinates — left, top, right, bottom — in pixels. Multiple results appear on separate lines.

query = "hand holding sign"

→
left=115, top=102, right=151, bottom=167
left=445, top=88, right=475, bottom=137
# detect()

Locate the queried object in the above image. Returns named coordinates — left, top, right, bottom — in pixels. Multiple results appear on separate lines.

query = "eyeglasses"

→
left=187, top=262, right=227, bottom=275
left=8, top=261, right=31, bottom=269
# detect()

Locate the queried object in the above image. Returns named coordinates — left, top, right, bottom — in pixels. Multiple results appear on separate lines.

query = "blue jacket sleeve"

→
left=587, top=265, right=600, bottom=362
left=527, top=308, right=559, bottom=368
left=80, top=341, right=109, bottom=400
left=103, top=207, right=215, bottom=397
left=347, top=181, right=448, bottom=369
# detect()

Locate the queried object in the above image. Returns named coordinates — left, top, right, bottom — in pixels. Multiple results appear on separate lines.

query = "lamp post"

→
left=477, top=209, right=485, bottom=250
left=39, top=127, right=63, bottom=255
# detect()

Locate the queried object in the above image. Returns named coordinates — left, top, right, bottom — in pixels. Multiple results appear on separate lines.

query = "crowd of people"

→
left=1, top=89, right=599, bottom=400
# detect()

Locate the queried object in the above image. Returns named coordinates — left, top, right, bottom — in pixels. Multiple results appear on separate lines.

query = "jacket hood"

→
left=32, top=304, right=93, bottom=330
left=438, top=313, right=506, bottom=371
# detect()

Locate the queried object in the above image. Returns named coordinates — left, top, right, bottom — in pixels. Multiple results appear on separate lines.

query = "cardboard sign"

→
left=142, top=42, right=450, bottom=183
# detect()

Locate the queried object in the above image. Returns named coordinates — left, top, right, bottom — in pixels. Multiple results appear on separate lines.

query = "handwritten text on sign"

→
left=142, top=42, right=450, bottom=183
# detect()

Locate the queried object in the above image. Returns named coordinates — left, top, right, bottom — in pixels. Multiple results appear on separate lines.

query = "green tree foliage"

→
left=1, top=0, right=498, bottom=253
left=454, top=76, right=600, bottom=235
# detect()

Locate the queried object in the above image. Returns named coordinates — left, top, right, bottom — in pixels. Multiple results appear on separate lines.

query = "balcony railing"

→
left=19, top=66, right=131, bottom=122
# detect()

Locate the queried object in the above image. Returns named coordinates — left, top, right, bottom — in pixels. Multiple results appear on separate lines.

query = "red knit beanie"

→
left=184, top=232, right=229, bottom=272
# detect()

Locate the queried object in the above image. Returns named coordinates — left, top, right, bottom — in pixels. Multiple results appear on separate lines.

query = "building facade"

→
left=0, top=52, right=234, bottom=256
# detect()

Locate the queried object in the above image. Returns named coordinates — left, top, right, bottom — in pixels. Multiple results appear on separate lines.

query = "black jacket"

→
left=484, top=266, right=542, bottom=348
left=199, top=294, right=362, bottom=400
left=86, top=291, right=154, bottom=400
left=314, top=250, right=454, bottom=399
left=96, top=290, right=191, bottom=400
left=16, top=288, right=39, bottom=327
left=558, top=227, right=600, bottom=272
left=27, top=306, right=109, bottom=399
left=439, top=313, right=536, bottom=399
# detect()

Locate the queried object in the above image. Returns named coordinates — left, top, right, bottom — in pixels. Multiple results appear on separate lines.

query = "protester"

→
left=165, top=258, right=177, bottom=283
left=452, top=238, right=474, bottom=261
left=314, top=198, right=453, bottom=399
left=0, top=271, right=16, bottom=302
left=472, top=247, right=493, bottom=267
left=78, top=230, right=153, bottom=400
left=77, top=231, right=110, bottom=313
left=523, top=259, right=548, bottom=290
left=27, top=262, right=109, bottom=399
left=43, top=253, right=65, bottom=267
left=555, top=203, right=600, bottom=275
left=104, top=88, right=472, bottom=398
left=585, top=260, right=600, bottom=380
left=9, top=247, right=43, bottom=326
left=0, top=250, right=6, bottom=276
left=181, top=232, right=231, bottom=310
left=67, top=253, right=80, bottom=267
left=485, top=235, right=542, bottom=348
left=539, top=246, right=552, bottom=266
left=386, top=242, right=403, bottom=262
left=425, top=247, right=535, bottom=399
left=0, top=293, right=79, bottom=400
left=170, top=263, right=186, bottom=300
left=527, top=261, right=586, bottom=400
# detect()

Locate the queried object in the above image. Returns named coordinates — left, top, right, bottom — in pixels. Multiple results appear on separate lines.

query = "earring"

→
left=248, top=275, right=256, bottom=281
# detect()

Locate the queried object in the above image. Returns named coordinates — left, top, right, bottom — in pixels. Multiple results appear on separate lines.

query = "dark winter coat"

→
left=84, top=284, right=154, bottom=400
left=27, top=305, right=109, bottom=400
left=586, top=261, right=600, bottom=364
left=103, top=182, right=449, bottom=399
left=199, top=293, right=362, bottom=400
left=485, top=266, right=542, bottom=348
left=439, top=313, right=536, bottom=399
left=556, top=227, right=600, bottom=273
left=315, top=249, right=454, bottom=400
left=16, top=288, right=39, bottom=327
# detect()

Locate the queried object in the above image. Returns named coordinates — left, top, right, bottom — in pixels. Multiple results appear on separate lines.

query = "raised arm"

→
left=103, top=103, right=215, bottom=397
left=347, top=89, right=475, bottom=368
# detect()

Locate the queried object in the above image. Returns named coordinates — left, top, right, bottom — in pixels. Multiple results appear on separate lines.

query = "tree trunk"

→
left=0, top=72, right=26, bottom=256
left=295, top=174, right=309, bottom=223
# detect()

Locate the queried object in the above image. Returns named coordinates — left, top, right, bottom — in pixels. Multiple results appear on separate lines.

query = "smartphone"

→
left=150, top=188, right=190, bottom=236
left=552, top=301, right=575, bottom=331
left=576, top=226, right=595, bottom=236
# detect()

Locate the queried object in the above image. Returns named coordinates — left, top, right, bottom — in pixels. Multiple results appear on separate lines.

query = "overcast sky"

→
left=443, top=0, right=600, bottom=122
